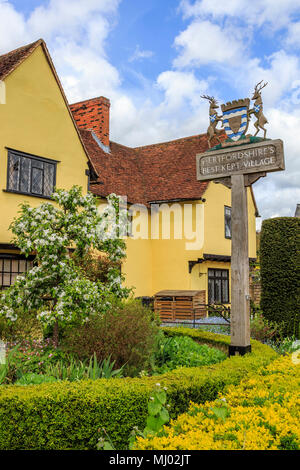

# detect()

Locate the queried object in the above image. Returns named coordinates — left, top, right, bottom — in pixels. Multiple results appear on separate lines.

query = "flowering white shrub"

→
left=0, top=186, right=130, bottom=343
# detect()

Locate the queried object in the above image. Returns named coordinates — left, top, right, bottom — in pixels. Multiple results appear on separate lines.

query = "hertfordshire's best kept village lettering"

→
left=197, top=81, right=285, bottom=356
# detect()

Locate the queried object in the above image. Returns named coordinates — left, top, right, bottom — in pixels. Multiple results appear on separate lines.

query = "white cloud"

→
left=179, top=0, right=300, bottom=30
left=52, top=40, right=121, bottom=103
left=129, top=45, right=154, bottom=63
left=27, top=0, right=120, bottom=45
left=0, top=1, right=28, bottom=53
left=173, top=20, right=243, bottom=68
left=285, top=21, right=300, bottom=48
left=157, top=70, right=207, bottom=110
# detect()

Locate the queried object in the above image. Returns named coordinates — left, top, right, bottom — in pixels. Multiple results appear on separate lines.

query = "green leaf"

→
left=148, top=400, right=161, bottom=416
left=210, top=406, right=230, bottom=422
left=155, top=390, right=166, bottom=405
left=159, top=408, right=169, bottom=424
left=103, top=442, right=115, bottom=450
left=146, top=415, right=162, bottom=433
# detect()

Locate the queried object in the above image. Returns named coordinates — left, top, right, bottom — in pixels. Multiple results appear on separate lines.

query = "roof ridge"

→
left=0, top=39, right=43, bottom=59
left=133, top=133, right=207, bottom=150
left=0, top=38, right=44, bottom=81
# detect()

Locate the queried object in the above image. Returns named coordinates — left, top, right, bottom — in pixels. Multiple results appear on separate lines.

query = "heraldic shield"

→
left=221, top=98, right=250, bottom=142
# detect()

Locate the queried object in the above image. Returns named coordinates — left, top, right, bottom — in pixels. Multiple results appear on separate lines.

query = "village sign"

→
left=197, top=82, right=285, bottom=356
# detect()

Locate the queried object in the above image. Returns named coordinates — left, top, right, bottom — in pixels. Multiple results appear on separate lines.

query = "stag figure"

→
left=249, top=81, right=268, bottom=138
left=201, top=95, right=223, bottom=148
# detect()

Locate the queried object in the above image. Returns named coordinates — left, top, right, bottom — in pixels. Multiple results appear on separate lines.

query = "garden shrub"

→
left=250, top=311, right=283, bottom=342
left=134, top=354, right=300, bottom=450
left=260, top=217, right=300, bottom=337
left=71, top=250, right=122, bottom=284
left=0, top=309, right=43, bottom=342
left=0, top=328, right=277, bottom=450
left=62, top=300, right=160, bottom=376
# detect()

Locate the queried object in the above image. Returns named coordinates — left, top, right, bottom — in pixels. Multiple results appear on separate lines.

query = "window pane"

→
left=19, top=260, right=26, bottom=272
left=8, top=154, right=20, bottom=191
left=19, top=157, right=31, bottom=193
left=208, top=279, right=214, bottom=304
left=11, top=260, right=18, bottom=273
left=2, top=273, right=11, bottom=286
left=27, top=261, right=34, bottom=271
left=43, top=163, right=55, bottom=197
left=222, top=279, right=229, bottom=303
left=215, top=279, right=222, bottom=302
left=31, top=167, right=43, bottom=194
left=3, top=259, right=11, bottom=272
left=11, top=273, right=18, bottom=284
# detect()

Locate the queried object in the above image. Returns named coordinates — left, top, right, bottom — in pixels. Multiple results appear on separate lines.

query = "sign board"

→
left=198, top=85, right=285, bottom=356
left=196, top=139, right=284, bottom=181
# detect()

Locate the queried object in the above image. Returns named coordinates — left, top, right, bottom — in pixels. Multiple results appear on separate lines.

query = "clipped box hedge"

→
left=260, top=217, right=300, bottom=337
left=0, top=328, right=277, bottom=450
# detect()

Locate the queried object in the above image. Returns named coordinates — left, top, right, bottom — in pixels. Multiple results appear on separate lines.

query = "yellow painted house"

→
left=70, top=100, right=258, bottom=304
left=0, top=40, right=258, bottom=305
left=0, top=40, right=94, bottom=286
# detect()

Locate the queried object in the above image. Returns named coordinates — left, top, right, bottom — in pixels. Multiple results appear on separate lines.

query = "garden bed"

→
left=134, top=353, right=300, bottom=450
left=0, top=328, right=277, bottom=450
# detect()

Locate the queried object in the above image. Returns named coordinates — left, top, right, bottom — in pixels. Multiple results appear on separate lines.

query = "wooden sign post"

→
left=196, top=139, right=285, bottom=355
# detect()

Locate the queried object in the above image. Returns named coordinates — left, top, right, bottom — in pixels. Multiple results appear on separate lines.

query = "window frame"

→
left=208, top=268, right=230, bottom=304
left=5, top=148, right=59, bottom=200
left=0, top=254, right=35, bottom=290
left=224, top=205, right=232, bottom=240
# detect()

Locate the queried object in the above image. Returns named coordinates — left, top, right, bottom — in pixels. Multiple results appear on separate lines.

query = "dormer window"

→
left=6, top=149, right=58, bottom=199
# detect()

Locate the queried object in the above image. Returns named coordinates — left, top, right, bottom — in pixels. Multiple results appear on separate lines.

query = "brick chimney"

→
left=70, top=96, right=110, bottom=147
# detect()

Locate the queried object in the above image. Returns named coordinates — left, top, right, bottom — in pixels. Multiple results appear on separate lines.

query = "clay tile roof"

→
left=0, top=39, right=43, bottom=81
left=80, top=129, right=225, bottom=205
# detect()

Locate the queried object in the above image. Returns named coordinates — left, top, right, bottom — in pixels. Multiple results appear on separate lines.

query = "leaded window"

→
left=208, top=268, right=229, bottom=304
left=6, top=149, right=57, bottom=198
left=225, top=206, right=231, bottom=239
left=0, top=256, right=34, bottom=290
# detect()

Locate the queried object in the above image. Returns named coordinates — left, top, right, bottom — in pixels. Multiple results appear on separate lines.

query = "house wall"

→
left=118, top=182, right=257, bottom=300
left=0, top=45, right=89, bottom=245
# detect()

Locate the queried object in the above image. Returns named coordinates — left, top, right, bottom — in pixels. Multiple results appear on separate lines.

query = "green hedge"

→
left=260, top=217, right=300, bottom=337
left=0, top=328, right=277, bottom=450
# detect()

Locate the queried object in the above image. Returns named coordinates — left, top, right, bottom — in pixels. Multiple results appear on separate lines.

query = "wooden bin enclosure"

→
left=154, top=290, right=206, bottom=323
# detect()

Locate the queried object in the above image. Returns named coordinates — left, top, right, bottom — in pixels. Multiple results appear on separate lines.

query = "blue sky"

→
left=1, top=0, right=300, bottom=224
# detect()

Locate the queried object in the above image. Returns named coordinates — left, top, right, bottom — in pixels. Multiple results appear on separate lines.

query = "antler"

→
left=254, top=81, right=268, bottom=93
left=201, top=95, right=217, bottom=103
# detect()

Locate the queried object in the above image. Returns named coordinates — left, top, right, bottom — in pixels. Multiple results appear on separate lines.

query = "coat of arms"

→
left=221, top=98, right=250, bottom=142
left=202, top=81, right=268, bottom=148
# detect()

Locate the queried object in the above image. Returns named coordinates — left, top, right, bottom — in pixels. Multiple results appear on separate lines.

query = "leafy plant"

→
left=151, top=334, right=226, bottom=374
left=5, top=338, right=68, bottom=380
left=15, top=372, right=57, bottom=385
left=0, top=345, right=20, bottom=385
left=87, top=353, right=124, bottom=380
left=268, top=337, right=300, bottom=355
left=62, top=300, right=159, bottom=376
left=43, top=353, right=124, bottom=381
left=250, top=312, right=283, bottom=343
